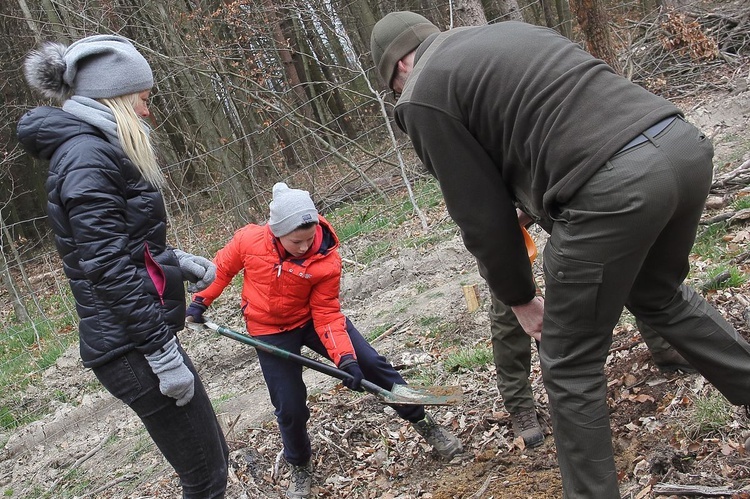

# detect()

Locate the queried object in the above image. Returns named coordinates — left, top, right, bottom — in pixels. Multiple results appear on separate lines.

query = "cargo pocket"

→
left=543, top=244, right=603, bottom=333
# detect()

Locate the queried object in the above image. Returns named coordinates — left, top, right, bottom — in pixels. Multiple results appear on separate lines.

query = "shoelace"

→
left=515, top=411, right=538, bottom=432
left=291, top=466, right=311, bottom=489
left=423, top=422, right=452, bottom=445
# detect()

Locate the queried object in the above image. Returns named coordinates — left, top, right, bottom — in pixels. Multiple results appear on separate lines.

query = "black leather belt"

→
left=617, top=116, right=678, bottom=154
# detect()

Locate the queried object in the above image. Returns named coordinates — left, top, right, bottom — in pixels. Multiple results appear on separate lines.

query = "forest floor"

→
left=2, top=5, right=750, bottom=499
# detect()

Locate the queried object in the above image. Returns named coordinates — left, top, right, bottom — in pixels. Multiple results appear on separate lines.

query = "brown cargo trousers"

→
left=538, top=116, right=750, bottom=498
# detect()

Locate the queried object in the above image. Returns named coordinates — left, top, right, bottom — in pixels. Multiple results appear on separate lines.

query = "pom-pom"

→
left=23, top=42, right=70, bottom=101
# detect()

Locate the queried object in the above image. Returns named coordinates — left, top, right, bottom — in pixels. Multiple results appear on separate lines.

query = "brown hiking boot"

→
left=286, top=461, right=312, bottom=499
left=411, top=412, right=463, bottom=460
left=510, top=408, right=544, bottom=448
left=650, top=347, right=696, bottom=374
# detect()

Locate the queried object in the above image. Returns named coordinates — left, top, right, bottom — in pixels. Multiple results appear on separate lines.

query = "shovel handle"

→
left=203, top=322, right=394, bottom=401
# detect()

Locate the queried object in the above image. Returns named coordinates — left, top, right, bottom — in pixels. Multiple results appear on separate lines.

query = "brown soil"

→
left=2, top=23, right=750, bottom=499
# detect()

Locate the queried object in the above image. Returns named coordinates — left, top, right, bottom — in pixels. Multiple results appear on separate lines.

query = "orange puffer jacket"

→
left=193, top=216, right=354, bottom=365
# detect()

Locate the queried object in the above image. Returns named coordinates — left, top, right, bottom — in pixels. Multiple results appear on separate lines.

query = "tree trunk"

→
left=540, top=0, right=557, bottom=28
left=521, top=0, right=544, bottom=25
left=555, top=0, right=574, bottom=38
left=568, top=0, right=622, bottom=73
left=264, top=0, right=311, bottom=119
left=0, top=238, right=28, bottom=323
left=483, top=0, right=525, bottom=22
left=337, top=0, right=378, bottom=55
left=452, top=0, right=489, bottom=27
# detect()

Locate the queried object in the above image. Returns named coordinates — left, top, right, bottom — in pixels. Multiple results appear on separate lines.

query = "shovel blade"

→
left=387, top=384, right=463, bottom=406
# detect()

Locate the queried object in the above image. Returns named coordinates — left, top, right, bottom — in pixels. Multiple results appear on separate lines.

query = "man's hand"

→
left=516, top=208, right=533, bottom=228
left=512, top=296, right=544, bottom=341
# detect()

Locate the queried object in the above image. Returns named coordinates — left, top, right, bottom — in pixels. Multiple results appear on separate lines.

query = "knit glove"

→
left=338, top=354, right=364, bottom=392
left=185, top=297, right=207, bottom=324
left=173, top=249, right=216, bottom=293
left=145, top=337, right=195, bottom=406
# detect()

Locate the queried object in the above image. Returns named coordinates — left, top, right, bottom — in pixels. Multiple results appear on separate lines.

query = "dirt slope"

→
left=1, top=66, right=750, bottom=499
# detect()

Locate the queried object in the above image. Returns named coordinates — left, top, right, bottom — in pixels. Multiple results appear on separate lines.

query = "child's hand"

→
left=185, top=297, right=207, bottom=324
left=338, top=355, right=364, bottom=391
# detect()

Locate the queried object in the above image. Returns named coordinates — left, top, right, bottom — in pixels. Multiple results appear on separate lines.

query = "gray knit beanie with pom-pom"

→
left=23, top=34, right=153, bottom=102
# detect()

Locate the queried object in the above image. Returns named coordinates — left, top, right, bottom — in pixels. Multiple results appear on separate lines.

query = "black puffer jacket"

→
left=17, top=106, right=185, bottom=368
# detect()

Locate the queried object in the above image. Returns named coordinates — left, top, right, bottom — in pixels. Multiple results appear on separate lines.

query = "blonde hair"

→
left=100, top=93, right=165, bottom=188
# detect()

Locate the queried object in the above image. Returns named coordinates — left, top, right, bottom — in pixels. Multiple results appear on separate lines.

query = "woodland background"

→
left=1, top=0, right=750, bottom=497
left=0, top=0, right=744, bottom=327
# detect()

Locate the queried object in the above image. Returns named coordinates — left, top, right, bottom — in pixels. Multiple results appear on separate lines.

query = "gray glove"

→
left=173, top=249, right=216, bottom=292
left=145, top=337, right=195, bottom=406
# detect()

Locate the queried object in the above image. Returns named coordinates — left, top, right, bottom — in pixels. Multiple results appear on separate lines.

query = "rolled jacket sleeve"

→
left=396, top=103, right=536, bottom=306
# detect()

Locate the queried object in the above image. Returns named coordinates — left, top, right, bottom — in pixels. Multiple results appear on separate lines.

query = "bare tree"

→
left=567, top=0, right=622, bottom=73
left=450, top=0, right=489, bottom=27
left=540, top=0, right=557, bottom=28
left=483, top=0, right=525, bottom=22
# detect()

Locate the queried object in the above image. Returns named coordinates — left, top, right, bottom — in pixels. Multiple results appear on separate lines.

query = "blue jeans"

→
left=92, top=340, right=228, bottom=498
left=256, top=318, right=425, bottom=465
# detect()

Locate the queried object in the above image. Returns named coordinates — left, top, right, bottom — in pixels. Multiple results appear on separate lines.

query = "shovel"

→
left=185, top=320, right=463, bottom=406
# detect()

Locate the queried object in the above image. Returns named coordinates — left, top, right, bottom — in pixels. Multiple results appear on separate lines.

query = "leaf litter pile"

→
left=2, top=2, right=750, bottom=498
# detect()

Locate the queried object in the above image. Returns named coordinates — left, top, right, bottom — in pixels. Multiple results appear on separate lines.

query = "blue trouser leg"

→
left=93, top=342, right=229, bottom=499
left=301, top=318, right=425, bottom=421
left=540, top=117, right=750, bottom=498
left=257, top=319, right=425, bottom=465
left=255, top=329, right=312, bottom=466
left=342, top=318, right=425, bottom=422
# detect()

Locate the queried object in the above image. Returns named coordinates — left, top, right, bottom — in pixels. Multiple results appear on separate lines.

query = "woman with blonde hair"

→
left=17, top=35, right=228, bottom=498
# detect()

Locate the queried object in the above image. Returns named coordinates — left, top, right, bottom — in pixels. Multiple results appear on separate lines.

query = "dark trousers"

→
left=256, top=318, right=425, bottom=465
left=540, top=117, right=750, bottom=498
left=93, top=340, right=229, bottom=499
left=489, top=292, right=536, bottom=414
left=489, top=288, right=682, bottom=414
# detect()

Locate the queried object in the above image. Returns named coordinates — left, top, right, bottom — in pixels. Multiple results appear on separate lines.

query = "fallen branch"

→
left=700, top=211, right=734, bottom=224
left=79, top=474, right=136, bottom=498
left=316, top=431, right=352, bottom=457
left=702, top=270, right=732, bottom=291
left=610, top=340, right=640, bottom=353
left=370, top=319, right=409, bottom=344
left=48, top=431, right=115, bottom=493
left=223, top=413, right=242, bottom=446
left=470, top=473, right=494, bottom=498
left=711, top=159, right=750, bottom=195
left=701, top=207, right=750, bottom=225
left=652, top=482, right=744, bottom=496
left=730, top=249, right=750, bottom=264
left=341, top=257, right=366, bottom=268
left=618, top=5, right=750, bottom=100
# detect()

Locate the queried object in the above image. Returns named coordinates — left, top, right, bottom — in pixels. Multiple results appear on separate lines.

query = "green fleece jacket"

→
left=394, top=21, right=680, bottom=306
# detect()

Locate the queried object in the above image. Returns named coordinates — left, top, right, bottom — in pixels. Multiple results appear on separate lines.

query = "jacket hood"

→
left=17, top=106, right=105, bottom=161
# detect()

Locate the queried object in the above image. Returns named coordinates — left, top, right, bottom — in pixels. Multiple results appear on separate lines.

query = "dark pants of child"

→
left=256, top=318, right=425, bottom=465
left=93, top=340, right=229, bottom=499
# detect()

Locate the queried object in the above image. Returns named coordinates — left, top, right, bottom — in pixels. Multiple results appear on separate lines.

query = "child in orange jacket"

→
left=186, top=182, right=462, bottom=499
